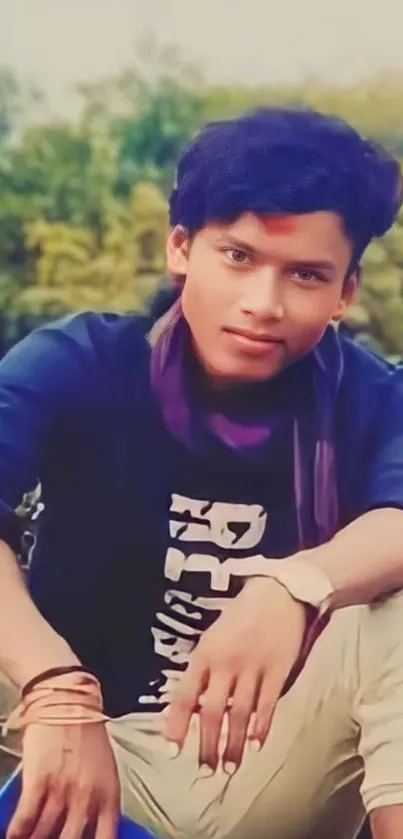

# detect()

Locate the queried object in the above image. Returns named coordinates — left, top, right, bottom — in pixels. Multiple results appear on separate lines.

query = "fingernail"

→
left=167, top=741, right=180, bottom=758
left=198, top=764, right=214, bottom=778
left=249, top=739, right=262, bottom=753
left=224, top=762, right=237, bottom=776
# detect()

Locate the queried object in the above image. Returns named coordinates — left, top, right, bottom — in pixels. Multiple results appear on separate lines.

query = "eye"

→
left=224, top=249, right=252, bottom=265
left=290, top=268, right=323, bottom=284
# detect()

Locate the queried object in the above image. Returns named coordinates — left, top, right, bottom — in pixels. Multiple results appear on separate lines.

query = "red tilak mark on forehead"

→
left=259, top=215, right=297, bottom=234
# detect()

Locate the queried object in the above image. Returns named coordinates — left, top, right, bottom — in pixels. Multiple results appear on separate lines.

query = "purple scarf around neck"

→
left=150, top=301, right=344, bottom=549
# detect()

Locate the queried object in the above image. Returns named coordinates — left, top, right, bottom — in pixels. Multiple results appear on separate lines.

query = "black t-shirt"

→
left=135, top=425, right=298, bottom=708
left=1, top=312, right=403, bottom=715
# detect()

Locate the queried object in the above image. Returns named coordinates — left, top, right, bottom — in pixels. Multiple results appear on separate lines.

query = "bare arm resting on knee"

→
left=0, top=542, right=120, bottom=839
left=0, top=540, right=80, bottom=685
left=295, top=371, right=403, bottom=608
left=0, top=320, right=94, bottom=683
left=0, top=321, right=120, bottom=839
left=166, top=373, right=403, bottom=768
left=300, top=506, right=403, bottom=609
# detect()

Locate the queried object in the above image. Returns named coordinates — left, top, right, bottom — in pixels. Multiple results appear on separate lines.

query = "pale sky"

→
left=1, top=0, right=403, bottom=117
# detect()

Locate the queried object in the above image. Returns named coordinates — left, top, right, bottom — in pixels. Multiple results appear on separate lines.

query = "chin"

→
left=208, top=360, right=283, bottom=385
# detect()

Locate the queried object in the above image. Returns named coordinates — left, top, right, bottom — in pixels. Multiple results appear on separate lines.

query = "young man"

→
left=1, top=107, right=403, bottom=839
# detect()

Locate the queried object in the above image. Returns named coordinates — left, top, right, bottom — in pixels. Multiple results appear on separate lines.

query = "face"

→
left=166, top=212, right=357, bottom=384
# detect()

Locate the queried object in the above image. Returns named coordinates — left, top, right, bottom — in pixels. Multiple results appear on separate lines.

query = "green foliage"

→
left=343, top=208, right=403, bottom=354
left=15, top=181, right=167, bottom=316
left=1, top=50, right=403, bottom=355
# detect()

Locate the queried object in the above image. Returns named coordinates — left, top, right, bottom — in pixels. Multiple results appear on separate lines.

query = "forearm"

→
left=0, top=539, right=80, bottom=688
left=302, top=508, right=403, bottom=609
left=371, top=805, right=403, bottom=839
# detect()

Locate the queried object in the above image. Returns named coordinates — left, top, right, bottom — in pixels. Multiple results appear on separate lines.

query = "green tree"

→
left=2, top=50, right=403, bottom=356
left=15, top=182, right=167, bottom=318
left=78, top=38, right=204, bottom=195
left=344, top=208, right=403, bottom=355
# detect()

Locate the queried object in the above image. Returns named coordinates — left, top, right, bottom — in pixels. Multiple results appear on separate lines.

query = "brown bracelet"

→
left=21, top=665, right=95, bottom=699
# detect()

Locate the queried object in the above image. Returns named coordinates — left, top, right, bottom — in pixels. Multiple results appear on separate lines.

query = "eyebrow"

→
left=216, top=235, right=260, bottom=253
left=215, top=235, right=337, bottom=273
left=294, top=259, right=337, bottom=274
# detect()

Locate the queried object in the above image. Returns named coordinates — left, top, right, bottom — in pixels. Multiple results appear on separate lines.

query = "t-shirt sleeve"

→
left=359, top=368, right=403, bottom=513
left=0, top=316, right=95, bottom=552
left=354, top=591, right=403, bottom=812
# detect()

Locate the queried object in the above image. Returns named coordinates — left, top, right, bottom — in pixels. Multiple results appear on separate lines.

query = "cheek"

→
left=287, top=290, right=340, bottom=349
left=182, top=275, right=211, bottom=321
left=181, top=263, right=231, bottom=330
left=181, top=272, right=218, bottom=344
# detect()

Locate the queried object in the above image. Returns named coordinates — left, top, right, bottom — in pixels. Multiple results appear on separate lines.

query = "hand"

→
left=164, top=578, right=307, bottom=774
left=7, top=723, right=120, bottom=839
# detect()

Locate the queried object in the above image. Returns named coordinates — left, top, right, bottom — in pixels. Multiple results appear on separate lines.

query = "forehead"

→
left=203, top=211, right=352, bottom=264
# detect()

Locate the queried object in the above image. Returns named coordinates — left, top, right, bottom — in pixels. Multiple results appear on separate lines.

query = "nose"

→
left=240, top=267, right=284, bottom=321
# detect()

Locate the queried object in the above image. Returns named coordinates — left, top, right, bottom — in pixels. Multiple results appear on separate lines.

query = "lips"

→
left=224, top=328, right=283, bottom=356
left=226, top=328, right=282, bottom=344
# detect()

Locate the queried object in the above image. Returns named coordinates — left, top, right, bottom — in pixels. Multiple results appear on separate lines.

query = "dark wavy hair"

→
left=169, top=107, right=403, bottom=270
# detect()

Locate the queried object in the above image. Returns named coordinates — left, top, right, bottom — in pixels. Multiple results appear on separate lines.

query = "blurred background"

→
left=0, top=0, right=403, bottom=357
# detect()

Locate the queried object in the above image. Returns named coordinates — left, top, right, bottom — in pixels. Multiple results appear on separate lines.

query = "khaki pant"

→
left=108, top=593, right=403, bottom=839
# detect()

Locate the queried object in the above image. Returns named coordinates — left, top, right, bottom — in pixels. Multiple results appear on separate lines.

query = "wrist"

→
left=21, top=665, right=94, bottom=699
left=4, top=669, right=107, bottom=734
left=241, top=574, right=328, bottom=693
left=241, top=575, right=308, bottom=626
left=242, top=573, right=302, bottom=605
left=249, top=555, right=335, bottom=617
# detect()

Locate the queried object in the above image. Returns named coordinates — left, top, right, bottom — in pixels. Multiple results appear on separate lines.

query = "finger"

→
left=24, top=792, right=65, bottom=839
left=58, top=800, right=90, bottom=839
left=7, top=781, right=47, bottom=839
left=163, top=660, right=207, bottom=751
left=223, top=671, right=258, bottom=773
left=248, top=675, right=279, bottom=749
left=198, top=672, right=233, bottom=773
left=94, top=805, right=119, bottom=839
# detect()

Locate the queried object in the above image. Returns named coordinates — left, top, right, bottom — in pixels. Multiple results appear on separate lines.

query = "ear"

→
left=166, top=225, right=190, bottom=277
left=332, top=269, right=359, bottom=323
